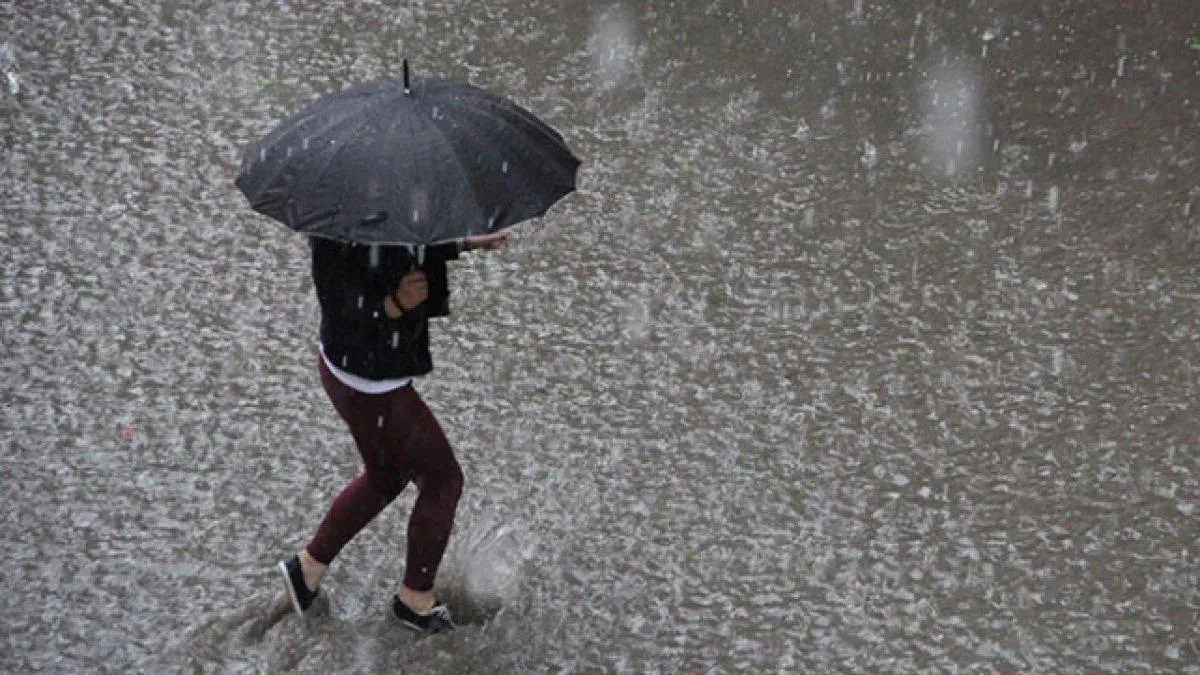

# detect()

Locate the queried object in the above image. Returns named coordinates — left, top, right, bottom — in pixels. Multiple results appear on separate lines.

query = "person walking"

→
left=278, top=230, right=508, bottom=633
left=234, top=64, right=577, bottom=634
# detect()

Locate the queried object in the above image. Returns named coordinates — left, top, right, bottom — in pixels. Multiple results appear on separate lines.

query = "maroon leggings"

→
left=306, top=357, right=463, bottom=592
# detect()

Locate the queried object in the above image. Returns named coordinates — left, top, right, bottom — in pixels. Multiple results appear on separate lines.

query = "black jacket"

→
left=311, top=237, right=459, bottom=380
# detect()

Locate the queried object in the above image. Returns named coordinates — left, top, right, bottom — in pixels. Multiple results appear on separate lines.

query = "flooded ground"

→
left=2, top=1, right=1198, bottom=672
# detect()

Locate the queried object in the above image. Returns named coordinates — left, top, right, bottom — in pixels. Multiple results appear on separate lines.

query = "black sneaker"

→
left=392, top=596, right=456, bottom=633
left=278, top=554, right=318, bottom=617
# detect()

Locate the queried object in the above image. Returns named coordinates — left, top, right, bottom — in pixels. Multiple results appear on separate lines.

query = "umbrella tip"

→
left=403, top=59, right=411, bottom=95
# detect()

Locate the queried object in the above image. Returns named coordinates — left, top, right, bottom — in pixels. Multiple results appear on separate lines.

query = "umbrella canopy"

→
left=235, top=61, right=580, bottom=245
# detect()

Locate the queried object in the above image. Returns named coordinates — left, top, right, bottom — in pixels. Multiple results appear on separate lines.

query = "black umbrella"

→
left=235, top=60, right=580, bottom=245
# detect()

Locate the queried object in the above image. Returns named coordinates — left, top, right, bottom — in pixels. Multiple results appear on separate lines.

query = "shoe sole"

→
left=278, top=560, right=308, bottom=619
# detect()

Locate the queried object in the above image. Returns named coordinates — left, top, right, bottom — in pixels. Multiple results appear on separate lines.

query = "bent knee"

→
left=364, top=469, right=407, bottom=498
left=440, top=465, right=464, bottom=503
left=417, top=464, right=463, bottom=503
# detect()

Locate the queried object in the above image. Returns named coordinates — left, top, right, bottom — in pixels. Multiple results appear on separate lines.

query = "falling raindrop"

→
left=368, top=245, right=381, bottom=268
left=820, top=97, right=836, bottom=120
left=377, top=415, right=385, bottom=428
left=501, top=160, right=509, bottom=174
left=0, top=42, right=18, bottom=95
left=392, top=332, right=400, bottom=348
left=412, top=207, right=420, bottom=223
left=861, top=139, right=878, bottom=169
left=1047, top=186, right=1060, bottom=213
left=1116, top=56, right=1127, bottom=77
left=357, top=295, right=365, bottom=309
left=303, top=137, right=309, bottom=150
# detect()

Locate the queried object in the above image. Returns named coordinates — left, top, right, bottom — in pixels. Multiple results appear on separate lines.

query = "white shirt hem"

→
left=320, top=345, right=412, bottom=394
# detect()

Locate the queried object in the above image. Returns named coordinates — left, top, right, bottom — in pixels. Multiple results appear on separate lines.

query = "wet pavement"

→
left=2, top=1, right=1198, bottom=672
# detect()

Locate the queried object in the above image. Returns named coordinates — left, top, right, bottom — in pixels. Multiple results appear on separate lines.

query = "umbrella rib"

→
left=438, top=100, right=574, bottom=221
left=421, top=77, right=576, bottom=173
left=450, top=95, right=578, bottom=186
left=362, top=93, right=416, bottom=229
left=452, top=88, right=573, bottom=152
left=244, top=94, right=382, bottom=204
left=423, top=116, right=491, bottom=239
left=436, top=81, right=566, bottom=139
left=293, top=99, right=396, bottom=225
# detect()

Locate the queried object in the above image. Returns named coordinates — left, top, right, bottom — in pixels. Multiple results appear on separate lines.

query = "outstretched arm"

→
left=383, top=233, right=509, bottom=319
left=460, top=231, right=509, bottom=252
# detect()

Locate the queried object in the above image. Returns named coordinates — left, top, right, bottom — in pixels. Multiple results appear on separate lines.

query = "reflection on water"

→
left=2, top=1, right=1198, bottom=672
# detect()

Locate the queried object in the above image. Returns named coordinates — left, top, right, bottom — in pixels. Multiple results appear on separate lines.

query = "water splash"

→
left=587, top=5, right=638, bottom=88
left=793, top=117, right=811, bottom=140
left=861, top=138, right=878, bottom=169
left=916, top=60, right=982, bottom=179
left=0, top=42, right=18, bottom=96
left=436, top=518, right=534, bottom=625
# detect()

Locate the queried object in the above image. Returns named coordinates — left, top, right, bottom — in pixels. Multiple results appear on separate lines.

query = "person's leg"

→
left=296, top=359, right=410, bottom=591
left=302, top=473, right=403, bottom=581
left=383, top=385, right=464, bottom=612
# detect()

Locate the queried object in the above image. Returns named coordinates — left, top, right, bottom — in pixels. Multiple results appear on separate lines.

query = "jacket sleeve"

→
left=312, top=238, right=461, bottom=323
left=312, top=238, right=421, bottom=330
left=423, top=243, right=459, bottom=318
